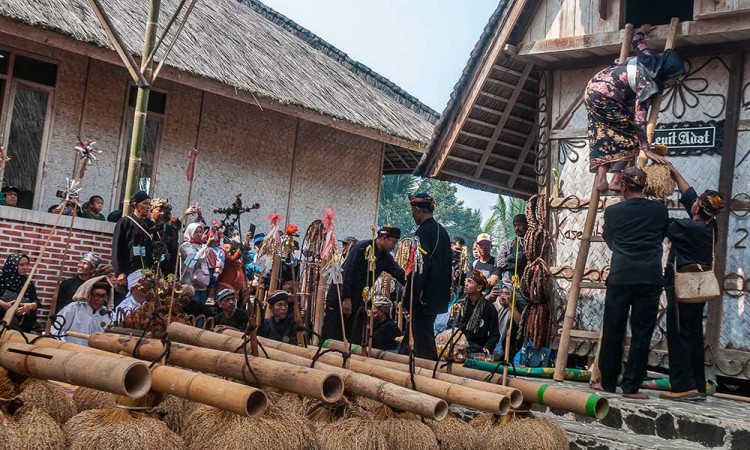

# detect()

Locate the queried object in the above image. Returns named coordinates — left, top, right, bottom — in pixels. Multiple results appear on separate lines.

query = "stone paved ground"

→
left=529, top=378, right=750, bottom=449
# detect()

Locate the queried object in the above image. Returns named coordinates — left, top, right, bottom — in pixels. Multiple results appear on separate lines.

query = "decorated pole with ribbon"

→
left=184, top=147, right=198, bottom=212
left=283, top=224, right=305, bottom=346
left=257, top=213, right=283, bottom=318
left=319, top=208, right=345, bottom=345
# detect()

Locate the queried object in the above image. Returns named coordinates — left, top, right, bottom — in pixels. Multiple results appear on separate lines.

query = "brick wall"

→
left=0, top=206, right=114, bottom=321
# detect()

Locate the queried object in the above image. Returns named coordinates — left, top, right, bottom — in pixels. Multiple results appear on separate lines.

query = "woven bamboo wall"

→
left=547, top=52, right=750, bottom=368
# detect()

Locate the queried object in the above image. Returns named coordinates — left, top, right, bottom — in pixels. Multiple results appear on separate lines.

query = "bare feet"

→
left=596, top=174, right=609, bottom=194
left=590, top=382, right=605, bottom=391
left=622, top=392, right=649, bottom=400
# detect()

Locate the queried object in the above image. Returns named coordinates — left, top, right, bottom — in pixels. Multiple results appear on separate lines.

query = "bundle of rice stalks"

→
left=116, top=391, right=161, bottom=408
left=271, top=391, right=306, bottom=416
left=155, top=395, right=186, bottom=434
left=17, top=379, right=76, bottom=424
left=0, top=367, right=17, bottom=401
left=14, top=406, right=65, bottom=450
left=183, top=405, right=319, bottom=450
left=315, top=417, right=388, bottom=450
left=427, top=413, right=480, bottom=450
left=471, top=415, right=568, bottom=450
left=64, top=408, right=184, bottom=450
left=0, top=410, right=22, bottom=450
left=643, top=164, right=675, bottom=199
left=378, top=413, right=439, bottom=450
left=73, top=387, right=117, bottom=412
left=300, top=396, right=358, bottom=423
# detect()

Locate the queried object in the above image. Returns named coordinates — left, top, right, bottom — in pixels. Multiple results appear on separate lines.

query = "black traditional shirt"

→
left=459, top=296, right=500, bottom=352
left=371, top=318, right=402, bottom=351
left=258, top=315, right=297, bottom=345
left=112, top=214, right=154, bottom=275
left=214, top=308, right=249, bottom=331
left=404, top=218, right=452, bottom=315
left=667, top=187, right=716, bottom=270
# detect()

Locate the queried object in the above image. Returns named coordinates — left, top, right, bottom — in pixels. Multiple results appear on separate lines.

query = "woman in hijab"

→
left=662, top=163, right=724, bottom=401
left=585, top=24, right=686, bottom=193
left=0, top=253, right=41, bottom=332
left=179, top=223, right=211, bottom=310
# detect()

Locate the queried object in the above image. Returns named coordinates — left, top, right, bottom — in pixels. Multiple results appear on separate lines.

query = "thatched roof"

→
left=0, top=0, right=438, bottom=149
left=415, top=0, right=542, bottom=198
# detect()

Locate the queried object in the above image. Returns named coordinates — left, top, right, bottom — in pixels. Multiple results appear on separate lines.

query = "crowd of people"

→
left=0, top=26, right=726, bottom=402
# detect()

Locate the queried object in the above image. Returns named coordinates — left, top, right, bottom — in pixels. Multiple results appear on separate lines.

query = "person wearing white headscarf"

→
left=179, top=222, right=210, bottom=307
left=52, top=275, right=113, bottom=346
left=115, top=270, right=147, bottom=318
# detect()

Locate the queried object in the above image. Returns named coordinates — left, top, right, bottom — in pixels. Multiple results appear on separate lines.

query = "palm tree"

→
left=482, top=195, right=526, bottom=245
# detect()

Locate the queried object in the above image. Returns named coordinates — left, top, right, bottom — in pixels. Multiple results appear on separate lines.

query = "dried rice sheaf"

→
left=73, top=387, right=117, bottom=412
left=0, top=410, right=22, bottom=450
left=17, top=379, right=76, bottom=424
left=315, top=417, right=388, bottom=450
left=377, top=414, right=439, bottom=450
left=471, top=415, right=567, bottom=450
left=64, top=408, right=184, bottom=450
left=183, top=405, right=319, bottom=450
left=0, top=367, right=17, bottom=401
left=427, top=414, right=480, bottom=450
left=155, top=394, right=186, bottom=434
left=643, top=164, right=676, bottom=199
left=14, top=406, right=65, bottom=450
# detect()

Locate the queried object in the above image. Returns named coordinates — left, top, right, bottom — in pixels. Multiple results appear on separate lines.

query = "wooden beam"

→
left=478, top=90, right=538, bottom=112
left=429, top=0, right=530, bottom=177
left=492, top=64, right=539, bottom=82
left=440, top=169, right=534, bottom=198
left=707, top=51, right=745, bottom=352
left=485, top=76, right=537, bottom=96
left=508, top=123, right=538, bottom=188
left=553, top=96, right=584, bottom=131
left=474, top=63, right=533, bottom=178
left=518, top=17, right=750, bottom=59
left=550, top=128, right=587, bottom=140
left=0, top=18, right=427, bottom=152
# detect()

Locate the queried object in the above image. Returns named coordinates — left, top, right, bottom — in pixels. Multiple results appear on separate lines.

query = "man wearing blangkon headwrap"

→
left=596, top=166, right=669, bottom=399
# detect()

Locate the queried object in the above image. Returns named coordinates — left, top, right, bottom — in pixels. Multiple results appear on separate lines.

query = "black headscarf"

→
left=0, top=253, right=29, bottom=295
left=637, top=49, right=686, bottom=102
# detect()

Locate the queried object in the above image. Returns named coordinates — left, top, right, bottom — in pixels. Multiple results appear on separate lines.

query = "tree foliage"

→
left=482, top=195, right=527, bottom=245
left=378, top=175, right=483, bottom=242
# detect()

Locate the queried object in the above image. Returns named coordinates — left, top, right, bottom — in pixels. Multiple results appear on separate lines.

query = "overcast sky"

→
left=260, top=0, right=500, bottom=221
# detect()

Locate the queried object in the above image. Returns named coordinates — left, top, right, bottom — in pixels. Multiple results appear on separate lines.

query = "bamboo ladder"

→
left=553, top=18, right=680, bottom=382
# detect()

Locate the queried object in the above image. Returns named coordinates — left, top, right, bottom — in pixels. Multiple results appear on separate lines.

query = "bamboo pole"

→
left=166, top=322, right=448, bottom=420
left=229, top=329, right=521, bottom=408
left=3, top=331, right=267, bottom=417
left=264, top=254, right=282, bottom=317
left=312, top=271, right=327, bottom=344
left=257, top=336, right=511, bottom=415
left=122, top=0, right=161, bottom=216
left=588, top=23, right=636, bottom=383
left=322, top=338, right=609, bottom=419
left=0, top=341, right=151, bottom=398
left=643, top=18, right=680, bottom=156
left=86, top=332, right=344, bottom=403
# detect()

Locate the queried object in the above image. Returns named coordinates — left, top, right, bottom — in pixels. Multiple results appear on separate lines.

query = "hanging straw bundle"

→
left=17, top=379, right=77, bottom=425
left=427, top=414, right=480, bottom=450
left=14, top=406, right=65, bottom=450
left=182, top=405, right=319, bottom=450
left=73, top=387, right=117, bottom=412
left=643, top=164, right=676, bottom=199
left=63, top=408, right=184, bottom=450
left=470, top=415, right=567, bottom=450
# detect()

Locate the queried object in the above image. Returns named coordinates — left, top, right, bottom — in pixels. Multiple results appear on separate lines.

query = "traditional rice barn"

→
left=417, top=0, right=750, bottom=382
left=0, top=0, right=436, bottom=316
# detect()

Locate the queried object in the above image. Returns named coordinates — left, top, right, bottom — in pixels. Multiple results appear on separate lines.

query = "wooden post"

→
left=707, top=51, right=745, bottom=351
left=264, top=254, right=281, bottom=317
left=122, top=0, right=161, bottom=215
left=312, top=270, right=327, bottom=344
left=641, top=18, right=680, bottom=166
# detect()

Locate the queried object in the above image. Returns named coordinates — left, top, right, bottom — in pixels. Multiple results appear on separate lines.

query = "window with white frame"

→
left=0, top=50, right=58, bottom=210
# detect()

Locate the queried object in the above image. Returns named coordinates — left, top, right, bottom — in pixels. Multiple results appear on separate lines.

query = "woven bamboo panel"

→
left=658, top=56, right=729, bottom=123
left=553, top=67, right=601, bottom=129
left=553, top=279, right=604, bottom=332
left=739, top=55, right=750, bottom=122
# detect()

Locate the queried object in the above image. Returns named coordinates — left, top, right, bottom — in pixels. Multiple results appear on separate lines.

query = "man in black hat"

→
left=111, top=191, right=154, bottom=287
left=596, top=166, right=669, bottom=399
left=400, top=193, right=452, bottom=360
left=1, top=186, right=19, bottom=207
left=259, top=290, right=297, bottom=344
left=321, top=225, right=406, bottom=344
